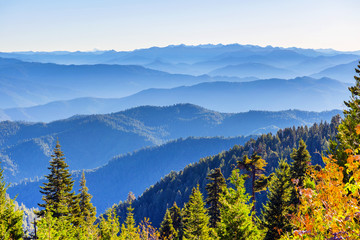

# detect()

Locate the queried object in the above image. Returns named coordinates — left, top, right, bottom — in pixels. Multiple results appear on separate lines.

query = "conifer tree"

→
left=77, top=171, right=97, bottom=237
left=37, top=210, right=76, bottom=239
left=237, top=152, right=268, bottom=213
left=159, top=209, right=177, bottom=240
left=261, top=159, right=292, bottom=240
left=337, top=61, right=360, bottom=152
left=217, top=169, right=262, bottom=240
left=0, top=164, right=23, bottom=240
left=169, top=202, right=182, bottom=239
left=120, top=204, right=140, bottom=240
left=38, top=140, right=77, bottom=219
left=182, top=185, right=211, bottom=240
left=205, top=168, right=226, bottom=228
left=290, top=139, right=311, bottom=207
left=330, top=61, right=360, bottom=181
left=99, top=208, right=120, bottom=240
left=138, top=218, right=160, bottom=240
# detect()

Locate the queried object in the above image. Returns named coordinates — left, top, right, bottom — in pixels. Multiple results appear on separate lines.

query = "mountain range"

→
left=0, top=77, right=348, bottom=122
left=0, top=104, right=340, bottom=184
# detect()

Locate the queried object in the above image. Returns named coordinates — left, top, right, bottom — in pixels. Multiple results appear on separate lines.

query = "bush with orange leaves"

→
left=281, top=144, right=360, bottom=239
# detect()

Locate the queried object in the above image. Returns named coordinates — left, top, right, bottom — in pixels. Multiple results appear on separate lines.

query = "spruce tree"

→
left=330, top=61, right=360, bottom=181
left=290, top=139, right=311, bottom=207
left=120, top=204, right=140, bottom=240
left=205, top=168, right=226, bottom=228
left=182, top=185, right=211, bottom=240
left=38, top=140, right=77, bottom=219
left=159, top=209, right=177, bottom=240
left=261, top=159, right=292, bottom=240
left=217, top=169, right=262, bottom=240
left=0, top=164, right=23, bottom=240
left=99, top=208, right=120, bottom=240
left=169, top=202, right=182, bottom=238
left=78, top=171, right=97, bottom=236
left=237, top=152, right=268, bottom=213
left=337, top=61, right=360, bottom=152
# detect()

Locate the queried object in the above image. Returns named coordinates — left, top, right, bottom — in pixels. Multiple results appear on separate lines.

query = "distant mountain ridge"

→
left=0, top=77, right=348, bottom=122
left=0, top=104, right=341, bottom=183
left=0, top=57, right=244, bottom=109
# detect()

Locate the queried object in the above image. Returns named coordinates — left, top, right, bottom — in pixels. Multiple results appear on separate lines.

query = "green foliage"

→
left=120, top=205, right=140, bottom=240
left=76, top=171, right=97, bottom=238
left=38, top=140, right=77, bottom=220
left=261, top=159, right=292, bottom=239
left=182, top=185, right=211, bottom=240
left=289, top=140, right=311, bottom=207
left=37, top=209, right=76, bottom=240
left=217, top=169, right=262, bottom=240
left=99, top=208, right=120, bottom=240
left=205, top=168, right=226, bottom=228
left=238, top=152, right=268, bottom=213
left=169, top=202, right=182, bottom=235
left=337, top=61, right=360, bottom=152
left=159, top=209, right=177, bottom=240
left=0, top=164, right=23, bottom=240
left=330, top=63, right=360, bottom=182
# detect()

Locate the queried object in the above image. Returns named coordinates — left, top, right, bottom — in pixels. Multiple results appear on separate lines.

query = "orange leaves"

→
left=284, top=153, right=360, bottom=239
left=355, top=124, right=360, bottom=135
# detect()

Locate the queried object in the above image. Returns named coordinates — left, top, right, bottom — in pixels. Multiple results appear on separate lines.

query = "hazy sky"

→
left=0, top=0, right=359, bottom=52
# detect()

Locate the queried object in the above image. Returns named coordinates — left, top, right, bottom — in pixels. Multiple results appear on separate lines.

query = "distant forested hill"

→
left=0, top=104, right=340, bottom=183
left=112, top=119, right=338, bottom=227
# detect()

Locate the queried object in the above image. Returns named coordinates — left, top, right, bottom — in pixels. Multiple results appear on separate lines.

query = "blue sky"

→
left=0, top=0, right=359, bottom=52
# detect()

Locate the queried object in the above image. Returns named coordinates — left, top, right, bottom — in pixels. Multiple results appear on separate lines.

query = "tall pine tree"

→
left=182, top=185, right=211, bottom=240
left=77, top=171, right=97, bottom=237
left=38, top=140, right=78, bottom=221
left=0, top=164, right=23, bottom=240
left=217, top=169, right=262, bottom=240
left=169, top=202, right=182, bottom=239
left=120, top=204, right=140, bottom=240
left=290, top=139, right=311, bottom=207
left=99, top=208, right=120, bottom=240
left=261, top=159, right=292, bottom=240
left=330, top=61, right=360, bottom=182
left=159, top=208, right=177, bottom=240
left=237, top=152, right=268, bottom=213
left=205, top=168, right=226, bottom=228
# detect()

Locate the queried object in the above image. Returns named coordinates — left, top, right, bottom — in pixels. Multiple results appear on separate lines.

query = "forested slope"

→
left=113, top=117, right=339, bottom=227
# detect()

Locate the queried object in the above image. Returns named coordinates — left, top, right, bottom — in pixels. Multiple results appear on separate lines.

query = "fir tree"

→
left=37, top=210, right=76, bottom=239
left=38, top=140, right=77, bottom=219
left=159, top=209, right=177, bottom=240
left=169, top=202, right=182, bottom=239
left=237, top=152, right=268, bottom=213
left=217, top=169, right=262, bottom=240
left=0, top=164, right=23, bottom=240
left=330, top=61, right=360, bottom=182
left=338, top=61, right=360, bottom=152
left=205, top=168, right=226, bottom=228
left=261, top=159, right=292, bottom=240
left=78, top=171, right=97, bottom=236
left=120, top=204, right=140, bottom=240
left=182, top=185, right=211, bottom=240
left=99, top=208, right=120, bottom=240
left=290, top=139, right=311, bottom=207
